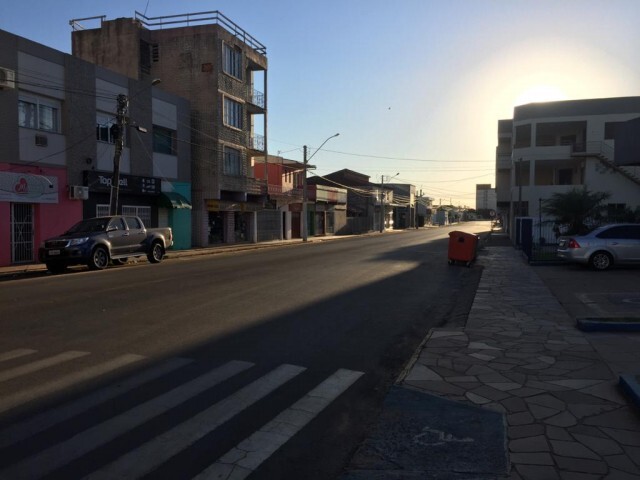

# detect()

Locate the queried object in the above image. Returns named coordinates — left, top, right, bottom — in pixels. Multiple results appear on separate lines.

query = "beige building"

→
left=71, top=11, right=268, bottom=246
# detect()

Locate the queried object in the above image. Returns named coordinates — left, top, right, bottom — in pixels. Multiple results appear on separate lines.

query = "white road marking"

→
left=194, top=368, right=364, bottom=480
left=0, top=353, right=144, bottom=414
left=0, top=351, right=89, bottom=383
left=84, top=364, right=307, bottom=480
left=0, top=360, right=253, bottom=480
left=0, top=349, right=37, bottom=362
left=0, top=357, right=192, bottom=446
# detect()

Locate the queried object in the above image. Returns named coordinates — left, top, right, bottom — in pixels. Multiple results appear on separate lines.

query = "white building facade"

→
left=496, top=97, right=640, bottom=239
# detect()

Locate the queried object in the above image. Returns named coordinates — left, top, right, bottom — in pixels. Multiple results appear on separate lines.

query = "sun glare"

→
left=514, top=84, right=568, bottom=106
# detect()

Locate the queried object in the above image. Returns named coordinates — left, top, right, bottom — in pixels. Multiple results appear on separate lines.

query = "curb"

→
left=576, top=318, right=640, bottom=332
left=619, top=374, right=640, bottom=410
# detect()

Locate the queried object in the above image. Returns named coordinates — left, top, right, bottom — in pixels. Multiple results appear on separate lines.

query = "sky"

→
left=2, top=0, right=640, bottom=208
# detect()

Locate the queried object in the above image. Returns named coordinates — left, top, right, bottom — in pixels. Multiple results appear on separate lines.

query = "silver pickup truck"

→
left=39, top=215, right=173, bottom=273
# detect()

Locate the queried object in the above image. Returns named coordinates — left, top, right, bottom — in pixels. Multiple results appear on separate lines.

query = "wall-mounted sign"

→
left=0, top=172, right=58, bottom=203
left=84, top=171, right=161, bottom=196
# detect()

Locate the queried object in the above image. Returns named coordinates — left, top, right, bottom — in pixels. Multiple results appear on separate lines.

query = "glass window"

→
left=224, top=97, right=243, bottom=129
left=124, top=216, right=143, bottom=229
left=122, top=206, right=151, bottom=226
left=224, top=146, right=242, bottom=176
left=108, top=218, right=126, bottom=231
left=18, top=96, right=61, bottom=132
left=153, top=125, right=176, bottom=155
left=223, top=43, right=242, bottom=80
left=96, top=113, right=117, bottom=143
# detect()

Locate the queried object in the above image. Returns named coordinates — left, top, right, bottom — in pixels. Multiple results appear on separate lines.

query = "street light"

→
left=379, top=172, right=400, bottom=232
left=302, top=133, right=340, bottom=242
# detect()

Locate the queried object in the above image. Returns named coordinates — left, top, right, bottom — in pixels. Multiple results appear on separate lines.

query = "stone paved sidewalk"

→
left=403, top=247, right=640, bottom=479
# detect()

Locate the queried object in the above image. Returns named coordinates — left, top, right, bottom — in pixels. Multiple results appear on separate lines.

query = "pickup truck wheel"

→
left=148, top=241, right=164, bottom=263
left=88, top=246, right=110, bottom=270
left=46, top=262, right=67, bottom=274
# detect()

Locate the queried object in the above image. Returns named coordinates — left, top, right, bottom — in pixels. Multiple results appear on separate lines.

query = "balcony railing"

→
left=249, top=88, right=265, bottom=109
left=249, top=134, right=265, bottom=152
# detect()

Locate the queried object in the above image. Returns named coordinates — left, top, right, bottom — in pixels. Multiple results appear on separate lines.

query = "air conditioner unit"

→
left=0, top=67, right=16, bottom=90
left=69, top=185, right=89, bottom=200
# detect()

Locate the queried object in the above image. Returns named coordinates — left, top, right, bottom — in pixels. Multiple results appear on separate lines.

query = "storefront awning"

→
left=158, top=191, right=192, bottom=209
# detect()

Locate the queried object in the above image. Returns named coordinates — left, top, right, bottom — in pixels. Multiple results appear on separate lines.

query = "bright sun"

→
left=514, top=84, right=568, bottom=106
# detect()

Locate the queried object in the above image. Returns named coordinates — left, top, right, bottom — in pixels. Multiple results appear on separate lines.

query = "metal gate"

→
left=11, top=203, right=34, bottom=263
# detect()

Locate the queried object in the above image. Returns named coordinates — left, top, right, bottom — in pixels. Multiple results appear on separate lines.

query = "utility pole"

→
left=379, top=175, right=385, bottom=233
left=109, top=94, right=128, bottom=215
left=301, top=133, right=339, bottom=242
left=302, top=145, right=308, bottom=242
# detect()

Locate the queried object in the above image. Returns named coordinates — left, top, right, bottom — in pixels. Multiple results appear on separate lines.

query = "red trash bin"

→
left=448, top=231, right=479, bottom=267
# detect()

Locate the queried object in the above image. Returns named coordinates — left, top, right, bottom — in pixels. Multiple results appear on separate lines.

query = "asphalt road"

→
left=0, top=222, right=489, bottom=479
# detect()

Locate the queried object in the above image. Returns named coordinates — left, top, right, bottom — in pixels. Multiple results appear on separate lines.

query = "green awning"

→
left=158, top=191, right=192, bottom=209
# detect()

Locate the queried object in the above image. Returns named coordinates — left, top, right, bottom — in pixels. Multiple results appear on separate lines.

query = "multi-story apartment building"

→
left=71, top=11, right=268, bottom=247
left=496, top=97, right=640, bottom=237
left=0, top=29, right=191, bottom=267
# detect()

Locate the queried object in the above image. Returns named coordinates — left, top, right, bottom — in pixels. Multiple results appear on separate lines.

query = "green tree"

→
left=542, top=187, right=611, bottom=235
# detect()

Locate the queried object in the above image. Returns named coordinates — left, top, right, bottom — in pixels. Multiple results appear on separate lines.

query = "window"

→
left=223, top=43, right=242, bottom=79
left=96, top=113, right=117, bottom=143
left=605, top=122, right=623, bottom=140
left=108, top=218, right=126, bottom=231
left=18, top=96, right=60, bottom=133
left=153, top=125, right=177, bottom=155
left=96, top=204, right=110, bottom=217
left=224, top=146, right=242, bottom=176
left=514, top=124, right=531, bottom=148
left=122, top=206, right=151, bottom=226
left=224, top=97, right=243, bottom=129
left=124, top=216, right=143, bottom=229
left=557, top=169, right=572, bottom=185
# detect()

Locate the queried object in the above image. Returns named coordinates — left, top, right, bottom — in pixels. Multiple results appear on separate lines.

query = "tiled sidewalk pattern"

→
left=404, top=247, right=640, bottom=479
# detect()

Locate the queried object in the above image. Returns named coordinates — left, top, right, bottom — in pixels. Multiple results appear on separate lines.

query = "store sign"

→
left=84, top=171, right=160, bottom=196
left=0, top=172, right=58, bottom=203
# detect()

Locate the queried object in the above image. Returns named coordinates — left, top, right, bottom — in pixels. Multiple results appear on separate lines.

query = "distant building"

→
left=495, top=97, right=640, bottom=238
left=475, top=184, right=497, bottom=218
left=71, top=11, right=268, bottom=246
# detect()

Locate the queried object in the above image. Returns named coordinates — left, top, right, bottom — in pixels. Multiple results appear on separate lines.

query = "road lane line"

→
left=194, top=368, right=364, bottom=480
left=0, top=351, right=89, bottom=383
left=0, top=357, right=193, bottom=446
left=0, top=360, right=254, bottom=480
left=0, top=349, right=37, bottom=362
left=84, top=364, right=307, bottom=480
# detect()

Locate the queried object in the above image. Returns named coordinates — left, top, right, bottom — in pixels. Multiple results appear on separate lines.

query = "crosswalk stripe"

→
left=84, top=364, right=307, bottom=480
left=0, top=353, right=145, bottom=415
left=0, top=349, right=37, bottom=363
left=0, top=351, right=89, bottom=383
left=194, top=368, right=364, bottom=480
left=0, top=357, right=193, bottom=446
left=0, top=360, right=254, bottom=480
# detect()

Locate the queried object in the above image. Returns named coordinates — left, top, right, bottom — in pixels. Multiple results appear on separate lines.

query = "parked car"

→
left=39, top=216, right=173, bottom=273
left=557, top=224, right=640, bottom=270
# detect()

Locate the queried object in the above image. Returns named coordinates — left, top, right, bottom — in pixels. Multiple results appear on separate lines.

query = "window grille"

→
left=11, top=203, right=34, bottom=263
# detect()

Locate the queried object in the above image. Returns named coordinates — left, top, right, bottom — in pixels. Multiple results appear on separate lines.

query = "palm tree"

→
left=542, top=187, right=610, bottom=235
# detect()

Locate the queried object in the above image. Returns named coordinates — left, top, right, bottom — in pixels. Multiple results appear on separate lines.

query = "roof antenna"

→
left=143, top=0, right=150, bottom=16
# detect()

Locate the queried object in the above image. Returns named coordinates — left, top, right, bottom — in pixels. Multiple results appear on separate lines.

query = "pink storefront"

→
left=0, top=164, right=81, bottom=266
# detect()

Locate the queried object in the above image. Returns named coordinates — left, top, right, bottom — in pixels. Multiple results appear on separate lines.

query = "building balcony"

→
left=248, top=133, right=265, bottom=152
left=246, top=88, right=265, bottom=111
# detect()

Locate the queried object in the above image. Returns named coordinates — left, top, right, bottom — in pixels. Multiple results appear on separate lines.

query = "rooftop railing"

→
left=134, top=11, right=266, bottom=54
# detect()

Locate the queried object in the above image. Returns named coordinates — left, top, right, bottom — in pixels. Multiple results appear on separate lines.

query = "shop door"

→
left=11, top=203, right=34, bottom=263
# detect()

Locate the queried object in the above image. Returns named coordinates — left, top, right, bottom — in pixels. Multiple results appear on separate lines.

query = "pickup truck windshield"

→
left=66, top=218, right=109, bottom=234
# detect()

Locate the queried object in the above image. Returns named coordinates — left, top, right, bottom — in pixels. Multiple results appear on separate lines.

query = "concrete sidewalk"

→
left=346, top=246, right=640, bottom=479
